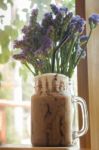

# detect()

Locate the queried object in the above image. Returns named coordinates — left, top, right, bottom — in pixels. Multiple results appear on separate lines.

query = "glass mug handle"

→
left=72, top=96, right=88, bottom=139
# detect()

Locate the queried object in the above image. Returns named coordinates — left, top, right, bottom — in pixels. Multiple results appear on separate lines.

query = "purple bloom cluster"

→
left=34, top=35, right=53, bottom=55
left=13, top=52, right=26, bottom=61
left=89, top=13, right=99, bottom=29
left=76, top=45, right=86, bottom=59
left=70, top=15, right=85, bottom=33
left=60, top=7, right=68, bottom=14
left=50, top=4, right=59, bottom=15
left=36, top=60, right=45, bottom=68
left=50, top=4, right=68, bottom=15
left=80, top=35, right=88, bottom=42
left=80, top=35, right=88, bottom=47
left=42, top=12, right=53, bottom=28
left=13, top=4, right=99, bottom=77
left=30, top=9, right=38, bottom=26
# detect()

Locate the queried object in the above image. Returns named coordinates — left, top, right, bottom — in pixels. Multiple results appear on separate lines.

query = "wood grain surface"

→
left=76, top=0, right=99, bottom=149
left=76, top=0, right=91, bottom=148
left=85, top=0, right=99, bottom=149
left=0, top=146, right=90, bottom=150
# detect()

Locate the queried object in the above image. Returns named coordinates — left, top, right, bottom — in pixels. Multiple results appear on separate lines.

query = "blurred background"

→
left=0, top=0, right=75, bottom=145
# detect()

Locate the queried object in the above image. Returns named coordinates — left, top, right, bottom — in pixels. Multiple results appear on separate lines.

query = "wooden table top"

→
left=0, top=146, right=90, bottom=150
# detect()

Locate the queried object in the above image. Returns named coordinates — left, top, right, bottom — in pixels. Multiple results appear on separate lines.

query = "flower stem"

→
left=51, top=35, right=71, bottom=72
left=24, top=62, right=35, bottom=75
left=74, top=29, right=93, bottom=67
left=66, top=37, right=76, bottom=67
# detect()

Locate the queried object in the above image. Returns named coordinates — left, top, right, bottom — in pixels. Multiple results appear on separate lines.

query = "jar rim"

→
left=34, top=73, right=69, bottom=80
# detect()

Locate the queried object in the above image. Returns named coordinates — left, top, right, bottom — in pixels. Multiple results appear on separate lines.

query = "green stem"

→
left=74, top=29, right=93, bottom=67
left=56, top=52, right=60, bottom=73
left=51, top=35, right=71, bottom=72
left=62, top=36, right=77, bottom=74
left=86, top=28, right=92, bottom=45
left=66, top=38, right=76, bottom=66
left=24, top=62, right=35, bottom=75
left=51, top=50, right=56, bottom=72
left=68, top=67, right=74, bottom=78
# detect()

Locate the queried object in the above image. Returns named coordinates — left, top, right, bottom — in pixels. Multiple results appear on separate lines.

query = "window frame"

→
left=76, top=0, right=91, bottom=148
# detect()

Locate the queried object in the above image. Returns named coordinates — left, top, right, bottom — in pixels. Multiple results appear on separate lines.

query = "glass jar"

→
left=31, top=73, right=88, bottom=147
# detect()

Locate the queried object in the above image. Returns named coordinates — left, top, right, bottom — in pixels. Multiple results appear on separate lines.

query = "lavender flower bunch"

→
left=13, top=5, right=99, bottom=78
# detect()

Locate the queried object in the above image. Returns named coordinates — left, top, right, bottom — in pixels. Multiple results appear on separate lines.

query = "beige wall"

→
left=86, top=1, right=99, bottom=149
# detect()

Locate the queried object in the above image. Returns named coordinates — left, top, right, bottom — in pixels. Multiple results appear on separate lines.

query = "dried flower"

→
left=36, top=60, right=45, bottom=68
left=34, top=35, right=53, bottom=56
left=13, top=52, right=26, bottom=61
left=80, top=35, right=88, bottom=42
left=13, top=5, right=99, bottom=77
left=41, top=12, right=53, bottom=28
left=50, top=4, right=59, bottom=15
left=70, top=15, right=86, bottom=33
left=60, top=7, right=68, bottom=14
left=80, top=35, right=88, bottom=47
left=76, top=45, right=86, bottom=59
left=29, top=8, right=38, bottom=26
left=89, top=13, right=99, bottom=29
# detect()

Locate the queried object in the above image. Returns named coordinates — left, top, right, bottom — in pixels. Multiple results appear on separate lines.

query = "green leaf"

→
left=7, top=0, right=13, bottom=6
left=0, top=46, right=11, bottom=64
left=0, top=72, right=3, bottom=81
left=0, top=26, right=18, bottom=56
left=0, top=29, right=9, bottom=47
left=4, top=25, right=18, bottom=40
left=0, top=0, right=7, bottom=10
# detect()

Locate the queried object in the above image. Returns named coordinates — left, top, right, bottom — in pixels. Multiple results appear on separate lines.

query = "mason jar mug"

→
left=31, top=73, right=88, bottom=147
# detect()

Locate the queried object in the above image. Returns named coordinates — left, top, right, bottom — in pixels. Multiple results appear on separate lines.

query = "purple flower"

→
left=29, top=8, right=38, bottom=26
left=31, top=8, right=38, bottom=17
left=70, top=15, right=86, bottom=33
left=50, top=4, right=59, bottom=15
left=36, top=60, right=45, bottom=68
left=47, top=26, right=54, bottom=34
left=13, top=4, right=99, bottom=76
left=76, top=45, right=86, bottom=59
left=60, top=7, right=68, bottom=16
left=41, top=12, right=53, bottom=28
left=89, top=13, right=99, bottom=29
left=44, top=12, right=52, bottom=19
left=34, top=35, right=53, bottom=56
left=22, top=25, right=29, bottom=34
left=44, top=13, right=53, bottom=24
left=80, top=35, right=88, bottom=47
left=67, top=12, right=73, bottom=19
left=80, top=35, right=88, bottom=43
left=60, top=7, right=68, bottom=13
left=53, top=11, right=62, bottom=28
left=13, top=52, right=26, bottom=61
left=13, top=40, right=24, bottom=49
left=46, top=26, right=54, bottom=39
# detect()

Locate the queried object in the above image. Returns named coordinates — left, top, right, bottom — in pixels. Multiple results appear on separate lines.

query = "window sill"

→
left=0, top=145, right=90, bottom=150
